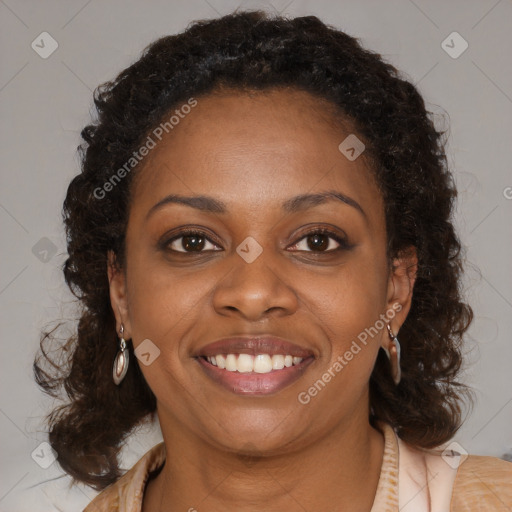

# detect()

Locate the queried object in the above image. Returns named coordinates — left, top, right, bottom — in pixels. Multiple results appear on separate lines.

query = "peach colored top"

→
left=83, top=422, right=512, bottom=511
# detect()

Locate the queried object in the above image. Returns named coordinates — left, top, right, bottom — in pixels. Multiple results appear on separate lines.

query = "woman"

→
left=34, top=9, right=511, bottom=512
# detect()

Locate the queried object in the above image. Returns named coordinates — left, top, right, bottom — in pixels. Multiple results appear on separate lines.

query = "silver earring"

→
left=384, top=323, right=401, bottom=385
left=113, top=324, right=129, bottom=385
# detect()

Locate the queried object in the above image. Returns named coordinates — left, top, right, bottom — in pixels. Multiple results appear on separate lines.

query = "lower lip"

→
left=196, top=356, right=315, bottom=395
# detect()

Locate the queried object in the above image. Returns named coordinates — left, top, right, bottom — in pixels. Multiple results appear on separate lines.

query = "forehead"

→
left=129, top=88, right=383, bottom=226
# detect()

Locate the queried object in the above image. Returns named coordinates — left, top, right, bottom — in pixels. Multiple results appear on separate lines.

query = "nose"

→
left=212, top=245, right=299, bottom=321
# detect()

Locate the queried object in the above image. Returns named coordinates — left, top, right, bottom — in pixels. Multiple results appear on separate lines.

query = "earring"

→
left=113, top=324, right=129, bottom=385
left=384, top=323, right=401, bottom=385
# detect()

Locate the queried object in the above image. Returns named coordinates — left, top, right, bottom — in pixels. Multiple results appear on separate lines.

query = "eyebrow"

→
left=145, top=189, right=367, bottom=221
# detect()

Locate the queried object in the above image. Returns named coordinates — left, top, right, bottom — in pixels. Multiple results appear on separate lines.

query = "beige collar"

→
left=84, top=421, right=459, bottom=512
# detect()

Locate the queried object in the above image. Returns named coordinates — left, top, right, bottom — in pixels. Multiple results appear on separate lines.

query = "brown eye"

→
left=304, top=233, right=331, bottom=251
left=165, top=230, right=221, bottom=253
left=289, top=228, right=351, bottom=253
left=180, top=234, right=206, bottom=252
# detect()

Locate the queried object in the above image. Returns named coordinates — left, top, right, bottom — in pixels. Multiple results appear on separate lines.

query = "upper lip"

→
left=194, top=336, right=315, bottom=359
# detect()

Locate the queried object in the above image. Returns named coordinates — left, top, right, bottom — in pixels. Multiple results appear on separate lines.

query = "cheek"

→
left=126, top=258, right=212, bottom=345
left=295, top=270, right=386, bottom=418
left=312, top=252, right=388, bottom=372
left=124, top=259, right=215, bottom=408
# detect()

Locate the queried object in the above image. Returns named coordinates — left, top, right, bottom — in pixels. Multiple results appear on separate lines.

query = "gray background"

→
left=1, top=0, right=511, bottom=509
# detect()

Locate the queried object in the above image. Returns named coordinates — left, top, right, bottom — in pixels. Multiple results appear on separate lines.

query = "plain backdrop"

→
left=1, top=0, right=511, bottom=510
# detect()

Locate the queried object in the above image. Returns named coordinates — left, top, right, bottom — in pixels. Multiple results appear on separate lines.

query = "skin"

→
left=108, top=88, right=417, bottom=512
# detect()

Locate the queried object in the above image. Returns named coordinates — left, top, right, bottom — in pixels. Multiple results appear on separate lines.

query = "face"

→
left=109, top=88, right=416, bottom=455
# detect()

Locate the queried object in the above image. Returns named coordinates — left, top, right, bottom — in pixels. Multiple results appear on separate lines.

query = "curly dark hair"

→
left=34, top=9, right=474, bottom=491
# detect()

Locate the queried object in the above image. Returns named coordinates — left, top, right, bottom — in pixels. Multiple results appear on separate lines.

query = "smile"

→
left=203, top=353, right=304, bottom=373
left=196, top=353, right=315, bottom=395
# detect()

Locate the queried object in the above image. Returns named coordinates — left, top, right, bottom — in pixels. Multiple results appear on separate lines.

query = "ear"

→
left=383, top=245, right=418, bottom=345
left=107, top=250, right=132, bottom=338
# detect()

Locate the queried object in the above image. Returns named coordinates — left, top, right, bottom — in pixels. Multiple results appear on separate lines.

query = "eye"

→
left=161, top=227, right=352, bottom=255
left=164, top=229, right=221, bottom=253
left=288, top=228, right=351, bottom=253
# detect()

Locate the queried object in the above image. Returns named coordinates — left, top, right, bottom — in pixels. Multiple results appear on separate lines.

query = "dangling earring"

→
left=113, top=324, right=129, bottom=385
left=384, top=323, right=401, bottom=385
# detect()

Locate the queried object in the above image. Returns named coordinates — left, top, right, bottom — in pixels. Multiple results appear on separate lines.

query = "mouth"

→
left=193, top=337, right=316, bottom=395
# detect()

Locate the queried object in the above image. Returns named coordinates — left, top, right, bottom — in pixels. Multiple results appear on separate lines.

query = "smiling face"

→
left=108, top=87, right=415, bottom=455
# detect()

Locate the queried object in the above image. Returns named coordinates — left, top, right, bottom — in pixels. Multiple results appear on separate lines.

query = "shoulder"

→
left=451, top=454, right=512, bottom=511
left=392, top=425, right=511, bottom=512
left=83, top=442, right=166, bottom=512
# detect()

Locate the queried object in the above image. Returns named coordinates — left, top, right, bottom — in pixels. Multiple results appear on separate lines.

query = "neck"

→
left=143, top=410, right=385, bottom=512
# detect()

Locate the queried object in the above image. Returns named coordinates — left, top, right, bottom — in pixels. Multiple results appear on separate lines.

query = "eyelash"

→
left=161, top=227, right=352, bottom=254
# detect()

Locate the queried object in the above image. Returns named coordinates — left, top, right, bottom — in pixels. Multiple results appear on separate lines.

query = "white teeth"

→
left=254, top=354, right=273, bottom=373
left=225, top=354, right=238, bottom=372
left=237, top=353, right=254, bottom=373
left=205, top=353, right=304, bottom=373
left=272, top=354, right=285, bottom=370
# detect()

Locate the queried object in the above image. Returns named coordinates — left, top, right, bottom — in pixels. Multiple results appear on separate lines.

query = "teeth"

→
left=254, top=354, right=272, bottom=373
left=237, top=354, right=253, bottom=373
left=272, top=354, right=285, bottom=370
left=205, top=354, right=304, bottom=373
left=225, top=354, right=237, bottom=372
